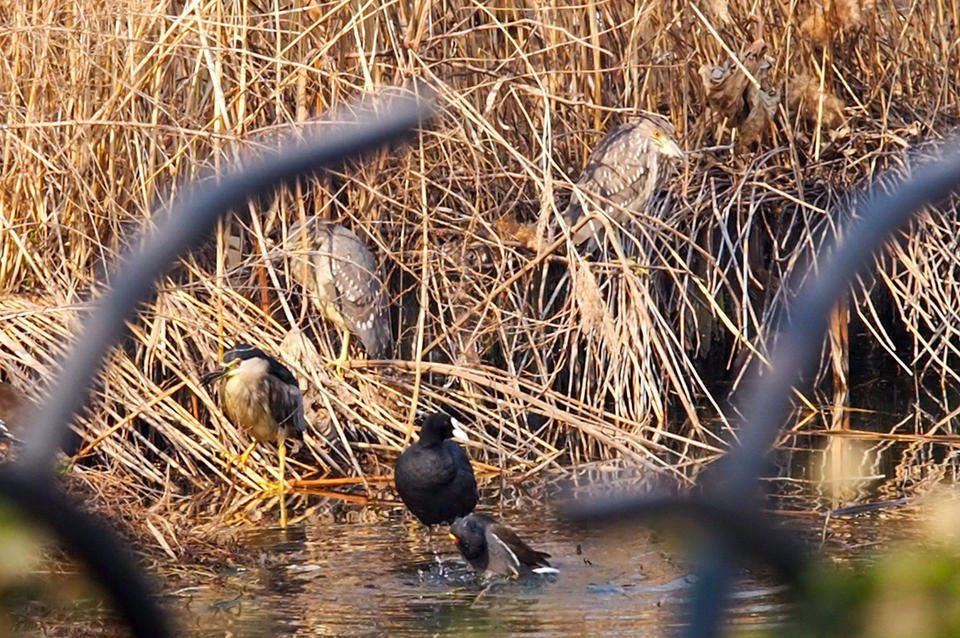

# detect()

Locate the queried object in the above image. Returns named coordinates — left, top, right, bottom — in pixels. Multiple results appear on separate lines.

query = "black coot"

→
left=394, top=413, right=478, bottom=525
left=449, top=512, right=556, bottom=579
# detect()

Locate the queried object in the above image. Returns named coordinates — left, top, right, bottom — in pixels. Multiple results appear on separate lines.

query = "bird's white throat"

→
left=227, top=357, right=269, bottom=385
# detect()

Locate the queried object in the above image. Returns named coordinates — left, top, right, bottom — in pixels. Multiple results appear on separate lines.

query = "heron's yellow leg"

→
left=326, top=330, right=351, bottom=378
left=278, top=437, right=288, bottom=528
left=225, top=441, right=257, bottom=473
left=238, top=441, right=257, bottom=467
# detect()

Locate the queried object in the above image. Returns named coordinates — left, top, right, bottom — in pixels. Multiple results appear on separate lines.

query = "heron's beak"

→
left=450, top=418, right=470, bottom=443
left=660, top=137, right=687, bottom=162
left=200, top=368, right=226, bottom=386
left=201, top=359, right=238, bottom=386
left=448, top=532, right=459, bottom=544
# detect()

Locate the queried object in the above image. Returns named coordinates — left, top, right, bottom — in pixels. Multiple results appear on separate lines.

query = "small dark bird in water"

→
left=394, top=413, right=478, bottom=526
left=564, top=112, right=685, bottom=249
left=287, top=218, right=393, bottom=376
left=449, top=513, right=557, bottom=579
left=202, top=344, right=305, bottom=527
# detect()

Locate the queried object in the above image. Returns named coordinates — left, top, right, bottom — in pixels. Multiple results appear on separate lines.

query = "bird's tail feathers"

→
left=562, top=199, right=602, bottom=249
left=362, top=311, right=395, bottom=360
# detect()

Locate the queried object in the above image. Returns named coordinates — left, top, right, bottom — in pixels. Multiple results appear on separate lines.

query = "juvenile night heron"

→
left=563, top=112, right=685, bottom=250
left=202, top=344, right=305, bottom=526
left=287, top=218, right=393, bottom=375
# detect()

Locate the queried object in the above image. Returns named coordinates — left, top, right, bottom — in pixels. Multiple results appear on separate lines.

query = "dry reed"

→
left=1, top=0, right=960, bottom=527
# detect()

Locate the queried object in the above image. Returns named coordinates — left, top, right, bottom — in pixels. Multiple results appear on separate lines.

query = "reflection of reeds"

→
left=1, top=0, right=959, bottom=521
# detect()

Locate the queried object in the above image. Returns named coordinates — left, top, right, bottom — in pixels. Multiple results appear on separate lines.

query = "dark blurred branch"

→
left=560, top=143, right=960, bottom=638
left=562, top=494, right=807, bottom=583
left=686, top=145, right=960, bottom=638
left=6, top=89, right=433, bottom=637
left=719, top=148, right=960, bottom=500
left=0, top=468, right=170, bottom=638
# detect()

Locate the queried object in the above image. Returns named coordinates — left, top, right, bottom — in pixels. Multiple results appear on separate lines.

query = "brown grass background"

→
left=2, top=0, right=960, bottom=513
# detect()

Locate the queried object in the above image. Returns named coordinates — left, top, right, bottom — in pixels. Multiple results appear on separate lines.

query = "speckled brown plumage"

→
left=288, top=218, right=393, bottom=360
left=563, top=112, right=684, bottom=249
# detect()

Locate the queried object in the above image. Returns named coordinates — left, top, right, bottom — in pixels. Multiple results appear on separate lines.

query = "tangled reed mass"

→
left=1, top=0, right=959, bottom=507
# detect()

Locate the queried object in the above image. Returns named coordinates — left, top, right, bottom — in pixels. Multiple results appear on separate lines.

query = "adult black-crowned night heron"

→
left=449, top=513, right=556, bottom=580
left=287, top=218, right=393, bottom=376
left=394, top=413, right=478, bottom=526
left=202, top=343, right=305, bottom=527
left=563, top=112, right=685, bottom=249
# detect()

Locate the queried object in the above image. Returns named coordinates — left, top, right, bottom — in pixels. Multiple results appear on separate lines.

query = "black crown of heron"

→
left=563, top=112, right=685, bottom=247
left=202, top=343, right=305, bottom=526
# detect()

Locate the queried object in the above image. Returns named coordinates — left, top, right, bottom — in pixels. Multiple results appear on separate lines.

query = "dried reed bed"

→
left=1, top=0, right=960, bottom=514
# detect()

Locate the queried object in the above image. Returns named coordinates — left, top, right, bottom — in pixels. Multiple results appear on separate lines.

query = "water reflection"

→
left=165, top=488, right=787, bottom=637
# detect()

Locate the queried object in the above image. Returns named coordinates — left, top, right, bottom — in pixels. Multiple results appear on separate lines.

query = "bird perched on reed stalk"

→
left=563, top=112, right=685, bottom=250
left=286, top=218, right=392, bottom=376
left=202, top=344, right=305, bottom=527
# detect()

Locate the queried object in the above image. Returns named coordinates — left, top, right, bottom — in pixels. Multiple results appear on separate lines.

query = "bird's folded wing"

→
left=488, top=523, right=551, bottom=567
left=267, top=376, right=306, bottom=434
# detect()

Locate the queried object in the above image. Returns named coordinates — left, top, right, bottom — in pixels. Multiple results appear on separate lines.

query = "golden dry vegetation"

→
left=1, top=0, right=960, bottom=528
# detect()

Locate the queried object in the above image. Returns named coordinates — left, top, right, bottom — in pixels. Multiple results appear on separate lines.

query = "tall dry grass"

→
left=1, top=0, right=960, bottom=510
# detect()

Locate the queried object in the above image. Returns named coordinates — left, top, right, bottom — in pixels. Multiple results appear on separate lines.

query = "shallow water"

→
left=164, top=492, right=789, bottom=637
left=11, top=460, right=927, bottom=637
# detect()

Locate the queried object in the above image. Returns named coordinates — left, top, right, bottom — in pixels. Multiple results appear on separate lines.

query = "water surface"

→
left=165, top=488, right=789, bottom=637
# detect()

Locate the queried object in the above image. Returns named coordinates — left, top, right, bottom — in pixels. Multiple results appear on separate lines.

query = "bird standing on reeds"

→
left=202, top=344, right=305, bottom=527
left=287, top=217, right=392, bottom=376
left=564, top=112, right=685, bottom=250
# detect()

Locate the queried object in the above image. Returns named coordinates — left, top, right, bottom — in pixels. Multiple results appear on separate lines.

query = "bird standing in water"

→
left=202, top=344, right=305, bottom=527
left=449, top=512, right=557, bottom=580
left=394, top=413, right=478, bottom=526
left=564, top=112, right=685, bottom=250
left=286, top=218, right=393, bottom=376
